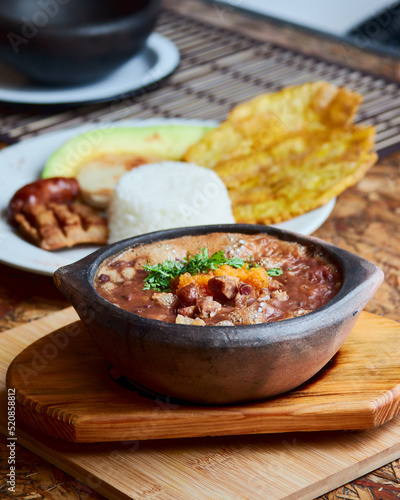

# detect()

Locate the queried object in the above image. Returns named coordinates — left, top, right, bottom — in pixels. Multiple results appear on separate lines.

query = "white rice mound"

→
left=108, top=161, right=236, bottom=242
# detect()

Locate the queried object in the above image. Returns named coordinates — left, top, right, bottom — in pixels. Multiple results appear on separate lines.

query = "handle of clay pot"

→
left=53, top=254, right=96, bottom=305
left=337, top=251, right=384, bottom=312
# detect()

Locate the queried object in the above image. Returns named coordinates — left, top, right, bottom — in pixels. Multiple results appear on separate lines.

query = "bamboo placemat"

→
left=0, top=8, right=399, bottom=157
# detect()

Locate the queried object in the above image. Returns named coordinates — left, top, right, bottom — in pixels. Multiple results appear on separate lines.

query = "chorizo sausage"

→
left=8, top=177, right=79, bottom=225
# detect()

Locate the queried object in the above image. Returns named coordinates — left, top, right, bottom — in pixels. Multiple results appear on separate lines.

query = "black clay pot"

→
left=54, top=224, right=384, bottom=404
left=0, top=0, right=162, bottom=85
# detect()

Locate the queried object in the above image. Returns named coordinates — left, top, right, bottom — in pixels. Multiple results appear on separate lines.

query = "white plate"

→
left=0, top=33, right=179, bottom=105
left=0, top=118, right=335, bottom=276
left=271, top=199, right=335, bottom=234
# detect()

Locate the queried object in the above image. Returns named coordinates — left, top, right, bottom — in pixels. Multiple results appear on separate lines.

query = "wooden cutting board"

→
left=6, top=310, right=400, bottom=443
left=2, top=308, right=400, bottom=500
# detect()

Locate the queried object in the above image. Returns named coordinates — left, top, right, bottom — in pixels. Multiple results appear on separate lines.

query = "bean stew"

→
left=94, top=233, right=342, bottom=326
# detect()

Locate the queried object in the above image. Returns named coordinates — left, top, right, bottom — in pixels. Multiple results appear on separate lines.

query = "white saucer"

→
left=0, top=33, right=180, bottom=105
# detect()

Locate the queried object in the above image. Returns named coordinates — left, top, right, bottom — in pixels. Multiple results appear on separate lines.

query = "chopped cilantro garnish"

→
left=266, top=268, right=283, bottom=277
left=143, top=247, right=282, bottom=291
left=142, top=259, right=183, bottom=292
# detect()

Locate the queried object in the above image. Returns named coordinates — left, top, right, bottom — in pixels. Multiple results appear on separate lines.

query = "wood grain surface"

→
left=0, top=153, right=399, bottom=499
left=2, top=311, right=400, bottom=500
left=6, top=312, right=400, bottom=443
left=1, top=153, right=399, bottom=499
left=0, top=0, right=399, bottom=497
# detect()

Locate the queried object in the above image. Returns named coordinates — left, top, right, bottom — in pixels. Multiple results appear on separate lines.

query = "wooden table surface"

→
left=1, top=150, right=400, bottom=500
left=0, top=1, right=400, bottom=498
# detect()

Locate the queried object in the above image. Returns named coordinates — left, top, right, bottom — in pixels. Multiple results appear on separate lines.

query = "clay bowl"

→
left=54, top=224, right=383, bottom=405
left=0, top=0, right=161, bottom=85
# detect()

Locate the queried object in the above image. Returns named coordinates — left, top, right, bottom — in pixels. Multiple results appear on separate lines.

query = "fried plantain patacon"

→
left=184, top=81, right=377, bottom=224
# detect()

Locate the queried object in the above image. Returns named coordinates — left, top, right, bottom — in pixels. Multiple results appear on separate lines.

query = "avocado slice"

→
left=41, top=124, right=214, bottom=179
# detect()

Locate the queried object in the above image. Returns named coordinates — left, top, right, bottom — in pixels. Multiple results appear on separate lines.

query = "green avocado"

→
left=41, top=124, right=214, bottom=178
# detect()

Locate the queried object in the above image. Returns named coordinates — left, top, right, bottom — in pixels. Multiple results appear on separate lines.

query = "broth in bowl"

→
left=94, top=232, right=342, bottom=326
